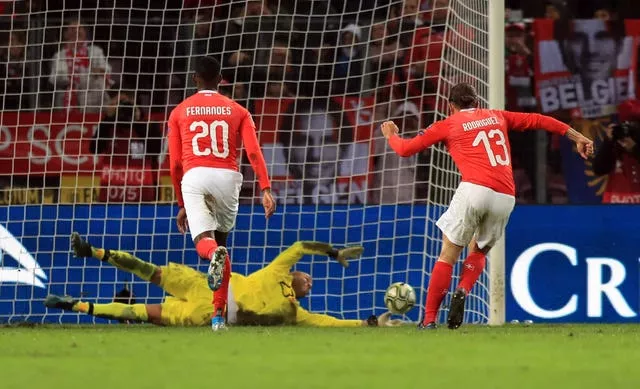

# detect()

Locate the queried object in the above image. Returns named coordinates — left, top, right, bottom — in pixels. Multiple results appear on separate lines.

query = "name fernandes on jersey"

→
left=185, top=106, right=232, bottom=116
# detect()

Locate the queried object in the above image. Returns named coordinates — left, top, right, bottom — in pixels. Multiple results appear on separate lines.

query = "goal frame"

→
left=488, top=0, right=506, bottom=326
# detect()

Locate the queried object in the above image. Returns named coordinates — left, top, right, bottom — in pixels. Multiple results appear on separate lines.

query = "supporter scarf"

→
left=63, top=43, right=90, bottom=109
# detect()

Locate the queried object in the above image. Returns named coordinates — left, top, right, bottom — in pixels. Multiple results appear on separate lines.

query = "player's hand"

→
left=335, top=246, right=364, bottom=267
left=176, top=207, right=189, bottom=234
left=381, top=121, right=399, bottom=139
left=575, top=136, right=594, bottom=159
left=262, top=189, right=276, bottom=219
left=377, top=311, right=405, bottom=327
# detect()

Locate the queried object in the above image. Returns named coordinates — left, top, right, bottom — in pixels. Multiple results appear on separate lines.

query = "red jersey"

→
left=167, top=90, right=271, bottom=207
left=388, top=109, right=569, bottom=195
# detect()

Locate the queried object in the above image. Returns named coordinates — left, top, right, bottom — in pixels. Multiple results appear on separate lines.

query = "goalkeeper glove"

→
left=377, top=312, right=407, bottom=327
left=332, top=246, right=364, bottom=268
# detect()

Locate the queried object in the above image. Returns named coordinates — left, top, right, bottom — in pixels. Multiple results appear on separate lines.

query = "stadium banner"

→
left=533, top=18, right=640, bottom=203
left=0, top=111, right=174, bottom=205
left=249, top=97, right=373, bottom=205
left=1, top=204, right=638, bottom=324
left=0, top=104, right=374, bottom=205
left=506, top=205, right=639, bottom=323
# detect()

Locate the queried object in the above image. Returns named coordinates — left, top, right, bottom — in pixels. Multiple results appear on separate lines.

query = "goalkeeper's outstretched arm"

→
left=266, top=241, right=364, bottom=273
left=295, top=307, right=398, bottom=327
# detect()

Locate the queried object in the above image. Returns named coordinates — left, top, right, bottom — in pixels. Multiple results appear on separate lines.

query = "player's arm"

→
left=295, top=306, right=370, bottom=327
left=239, top=110, right=276, bottom=218
left=381, top=120, right=448, bottom=157
left=167, top=112, right=185, bottom=207
left=296, top=307, right=397, bottom=327
left=266, top=241, right=364, bottom=273
left=501, top=111, right=594, bottom=159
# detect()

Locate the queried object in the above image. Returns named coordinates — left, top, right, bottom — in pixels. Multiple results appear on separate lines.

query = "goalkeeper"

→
left=44, top=233, right=395, bottom=327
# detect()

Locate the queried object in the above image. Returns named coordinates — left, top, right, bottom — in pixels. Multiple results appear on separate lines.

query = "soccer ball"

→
left=384, top=282, right=416, bottom=315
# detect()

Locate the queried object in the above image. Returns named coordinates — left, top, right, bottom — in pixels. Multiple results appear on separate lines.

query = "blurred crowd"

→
left=0, top=0, right=638, bottom=205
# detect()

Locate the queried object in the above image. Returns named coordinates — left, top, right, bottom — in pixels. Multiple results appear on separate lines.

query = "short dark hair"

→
left=448, top=83, right=479, bottom=109
left=195, top=56, right=221, bottom=83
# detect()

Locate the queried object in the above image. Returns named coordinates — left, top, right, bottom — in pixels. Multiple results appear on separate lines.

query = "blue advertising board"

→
left=505, top=205, right=639, bottom=323
left=0, top=204, right=637, bottom=324
left=0, top=204, right=440, bottom=324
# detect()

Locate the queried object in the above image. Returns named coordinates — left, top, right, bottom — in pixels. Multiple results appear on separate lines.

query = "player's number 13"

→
left=190, top=120, right=230, bottom=158
left=472, top=129, right=510, bottom=167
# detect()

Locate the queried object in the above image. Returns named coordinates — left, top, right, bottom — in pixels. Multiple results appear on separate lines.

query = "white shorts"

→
left=181, top=167, right=243, bottom=240
left=436, top=182, right=515, bottom=249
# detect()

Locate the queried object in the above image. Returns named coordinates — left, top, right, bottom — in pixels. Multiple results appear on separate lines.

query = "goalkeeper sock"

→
left=195, top=237, right=218, bottom=261
left=100, top=250, right=157, bottom=281
left=457, top=252, right=486, bottom=294
left=423, top=260, right=453, bottom=325
left=213, top=255, right=231, bottom=314
left=77, top=302, right=149, bottom=322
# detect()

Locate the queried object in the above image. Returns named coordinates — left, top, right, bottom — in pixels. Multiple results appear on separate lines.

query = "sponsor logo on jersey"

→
left=419, top=124, right=433, bottom=135
left=0, top=225, right=47, bottom=288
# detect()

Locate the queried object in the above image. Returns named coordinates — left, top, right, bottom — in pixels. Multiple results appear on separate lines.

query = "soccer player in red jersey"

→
left=381, top=83, right=594, bottom=330
left=167, top=56, right=276, bottom=331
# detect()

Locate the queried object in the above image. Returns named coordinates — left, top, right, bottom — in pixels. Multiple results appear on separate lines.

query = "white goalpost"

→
left=0, top=0, right=504, bottom=326
left=488, top=0, right=506, bottom=326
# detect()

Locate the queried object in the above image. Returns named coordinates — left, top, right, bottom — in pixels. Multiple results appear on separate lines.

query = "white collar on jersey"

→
left=198, top=90, right=218, bottom=94
left=460, top=108, right=476, bottom=112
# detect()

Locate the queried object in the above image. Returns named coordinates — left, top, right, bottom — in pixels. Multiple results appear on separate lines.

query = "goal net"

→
left=0, top=0, right=501, bottom=325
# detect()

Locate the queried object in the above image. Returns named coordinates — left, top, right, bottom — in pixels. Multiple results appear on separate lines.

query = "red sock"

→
left=458, top=252, right=486, bottom=294
left=195, top=237, right=217, bottom=261
left=423, top=260, right=453, bottom=325
left=212, top=255, right=231, bottom=314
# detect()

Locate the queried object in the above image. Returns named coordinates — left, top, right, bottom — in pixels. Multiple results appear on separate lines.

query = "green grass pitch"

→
left=1, top=324, right=639, bottom=389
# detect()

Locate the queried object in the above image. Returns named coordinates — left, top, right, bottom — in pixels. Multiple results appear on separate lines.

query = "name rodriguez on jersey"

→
left=461, top=117, right=500, bottom=132
left=185, top=106, right=232, bottom=116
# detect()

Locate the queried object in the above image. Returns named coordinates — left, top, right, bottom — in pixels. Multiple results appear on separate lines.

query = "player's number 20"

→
left=472, top=129, right=510, bottom=167
left=189, top=120, right=230, bottom=158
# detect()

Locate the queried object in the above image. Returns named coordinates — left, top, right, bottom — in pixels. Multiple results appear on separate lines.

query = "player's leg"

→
left=420, top=235, right=465, bottom=328
left=214, top=230, right=228, bottom=247
left=211, top=229, right=231, bottom=304
left=72, top=232, right=204, bottom=302
left=43, top=294, right=157, bottom=324
left=71, top=232, right=160, bottom=284
left=420, top=183, right=478, bottom=329
left=159, top=262, right=210, bottom=302
left=447, top=190, right=516, bottom=330
left=445, top=239, right=491, bottom=330
left=459, top=191, right=515, bottom=297
left=207, top=169, right=242, bottom=331
left=211, top=229, right=231, bottom=318
left=193, top=230, right=227, bottom=292
left=456, top=238, right=491, bottom=295
left=181, top=170, right=227, bottom=291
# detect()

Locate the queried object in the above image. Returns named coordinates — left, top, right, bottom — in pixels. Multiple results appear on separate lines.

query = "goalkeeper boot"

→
left=70, top=232, right=92, bottom=258
left=417, top=322, right=438, bottom=330
left=211, top=314, right=227, bottom=332
left=447, top=288, right=467, bottom=330
left=44, top=294, right=77, bottom=312
left=207, top=246, right=227, bottom=291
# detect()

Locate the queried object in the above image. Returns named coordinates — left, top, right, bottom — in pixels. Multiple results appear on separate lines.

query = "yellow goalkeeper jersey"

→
left=229, top=242, right=362, bottom=327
